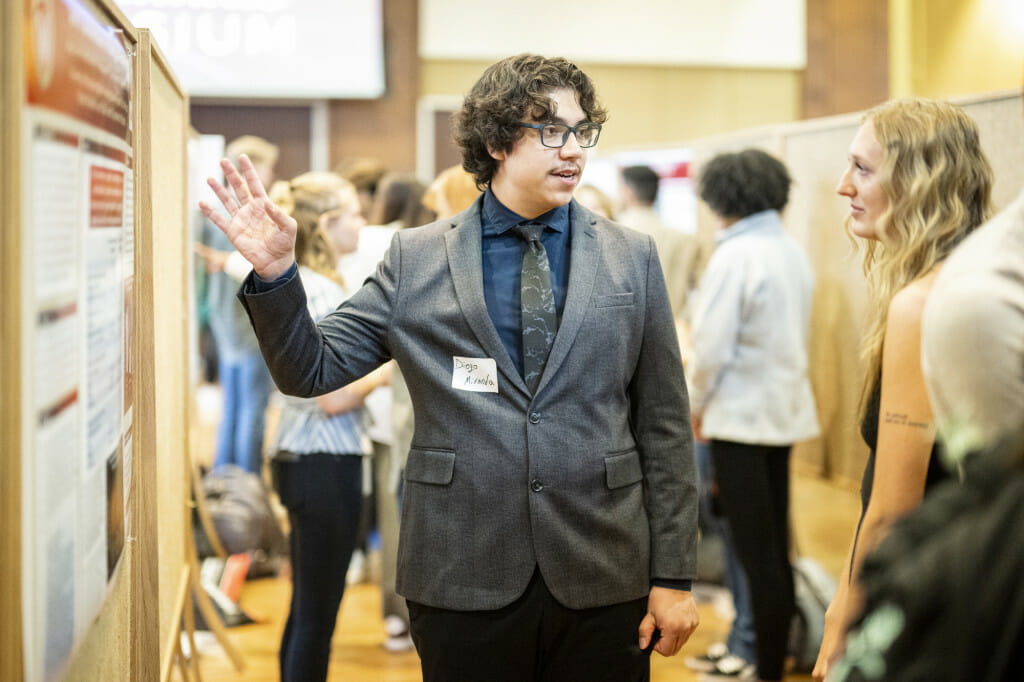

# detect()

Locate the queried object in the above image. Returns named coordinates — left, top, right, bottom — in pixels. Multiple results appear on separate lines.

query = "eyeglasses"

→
left=519, top=121, right=602, bottom=148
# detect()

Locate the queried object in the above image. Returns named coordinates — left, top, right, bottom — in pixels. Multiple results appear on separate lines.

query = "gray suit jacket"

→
left=240, top=198, right=698, bottom=611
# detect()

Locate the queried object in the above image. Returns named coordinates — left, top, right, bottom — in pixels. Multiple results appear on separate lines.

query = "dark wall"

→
left=328, top=0, right=419, bottom=175
left=189, top=104, right=311, bottom=182
left=803, top=0, right=889, bottom=118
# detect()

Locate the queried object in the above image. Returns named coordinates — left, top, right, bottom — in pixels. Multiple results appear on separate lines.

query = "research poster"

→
left=21, top=0, right=134, bottom=679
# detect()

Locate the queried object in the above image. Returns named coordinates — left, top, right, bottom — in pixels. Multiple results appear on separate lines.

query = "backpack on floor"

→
left=193, top=464, right=288, bottom=578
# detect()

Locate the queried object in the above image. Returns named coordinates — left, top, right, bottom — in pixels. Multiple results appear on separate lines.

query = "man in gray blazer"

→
left=201, top=54, right=699, bottom=681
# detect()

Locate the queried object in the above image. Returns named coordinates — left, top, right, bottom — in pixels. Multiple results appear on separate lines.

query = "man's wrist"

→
left=255, top=254, right=296, bottom=282
left=252, top=261, right=298, bottom=292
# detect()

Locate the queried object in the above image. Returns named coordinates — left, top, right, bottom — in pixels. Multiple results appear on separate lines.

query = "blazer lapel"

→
left=444, top=203, right=531, bottom=397
left=536, top=202, right=599, bottom=394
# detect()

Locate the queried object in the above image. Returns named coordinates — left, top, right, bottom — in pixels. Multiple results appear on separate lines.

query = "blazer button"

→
left=529, top=412, right=541, bottom=424
left=530, top=479, right=544, bottom=492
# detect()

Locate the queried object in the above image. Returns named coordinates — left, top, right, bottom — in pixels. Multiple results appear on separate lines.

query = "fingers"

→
left=221, top=157, right=253, bottom=206
left=637, top=613, right=656, bottom=650
left=654, top=629, right=681, bottom=657
left=237, top=153, right=269, bottom=200
left=205, top=176, right=240, bottom=216
left=198, top=199, right=231, bottom=235
left=263, top=198, right=297, bottom=232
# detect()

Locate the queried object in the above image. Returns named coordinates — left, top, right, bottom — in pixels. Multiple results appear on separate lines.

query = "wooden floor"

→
left=186, top=385, right=861, bottom=681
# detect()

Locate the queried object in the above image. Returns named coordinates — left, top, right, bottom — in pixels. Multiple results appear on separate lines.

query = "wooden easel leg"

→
left=183, top=579, right=201, bottom=681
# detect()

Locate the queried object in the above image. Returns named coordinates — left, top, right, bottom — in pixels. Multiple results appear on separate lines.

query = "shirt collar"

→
left=715, top=209, right=784, bottom=244
left=482, top=187, right=570, bottom=237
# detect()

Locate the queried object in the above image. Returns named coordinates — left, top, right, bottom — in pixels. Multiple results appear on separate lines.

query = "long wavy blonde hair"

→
left=853, top=98, right=994, bottom=417
left=269, top=171, right=358, bottom=288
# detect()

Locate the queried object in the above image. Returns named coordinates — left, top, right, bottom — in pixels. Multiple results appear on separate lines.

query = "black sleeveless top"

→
left=858, top=379, right=950, bottom=512
left=850, top=379, right=950, bottom=581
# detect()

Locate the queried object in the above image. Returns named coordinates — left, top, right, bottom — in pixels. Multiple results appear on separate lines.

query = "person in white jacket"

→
left=689, top=148, right=819, bottom=682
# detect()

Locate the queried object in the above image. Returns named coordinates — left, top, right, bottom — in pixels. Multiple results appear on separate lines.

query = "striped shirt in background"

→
left=272, top=266, right=371, bottom=458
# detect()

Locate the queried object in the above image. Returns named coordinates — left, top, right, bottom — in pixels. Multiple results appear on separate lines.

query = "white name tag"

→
left=452, top=356, right=498, bottom=393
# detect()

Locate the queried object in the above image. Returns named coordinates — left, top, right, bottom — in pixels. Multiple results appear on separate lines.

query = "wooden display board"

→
left=1, top=2, right=192, bottom=680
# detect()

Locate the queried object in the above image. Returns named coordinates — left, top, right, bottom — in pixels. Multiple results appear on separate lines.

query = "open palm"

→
left=198, top=154, right=297, bottom=280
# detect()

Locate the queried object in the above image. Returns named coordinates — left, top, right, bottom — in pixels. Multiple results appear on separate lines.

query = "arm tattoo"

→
left=884, top=411, right=930, bottom=430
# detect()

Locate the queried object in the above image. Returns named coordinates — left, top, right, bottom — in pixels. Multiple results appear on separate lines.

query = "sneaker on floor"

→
left=384, top=632, right=414, bottom=653
left=685, top=641, right=730, bottom=672
left=346, top=549, right=368, bottom=585
left=384, top=614, right=408, bottom=637
left=699, top=654, right=757, bottom=680
left=383, top=615, right=413, bottom=652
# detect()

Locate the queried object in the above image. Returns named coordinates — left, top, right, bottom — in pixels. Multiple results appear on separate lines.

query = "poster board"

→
left=1, top=2, right=191, bottom=680
left=18, top=0, right=137, bottom=678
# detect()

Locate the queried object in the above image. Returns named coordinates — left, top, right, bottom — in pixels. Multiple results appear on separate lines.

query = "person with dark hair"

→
left=368, top=172, right=434, bottom=229
left=200, top=53, right=699, bottom=681
left=618, top=165, right=704, bottom=321
left=336, top=156, right=387, bottom=219
left=689, top=149, right=820, bottom=681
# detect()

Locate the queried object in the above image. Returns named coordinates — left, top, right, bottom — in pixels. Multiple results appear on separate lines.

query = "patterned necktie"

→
left=513, top=222, right=558, bottom=393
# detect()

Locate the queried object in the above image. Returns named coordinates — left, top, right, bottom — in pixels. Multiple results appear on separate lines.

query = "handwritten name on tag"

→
left=452, top=356, right=498, bottom=393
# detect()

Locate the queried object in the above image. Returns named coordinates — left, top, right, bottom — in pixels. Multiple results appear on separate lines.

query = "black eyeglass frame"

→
left=518, top=121, right=603, bottom=148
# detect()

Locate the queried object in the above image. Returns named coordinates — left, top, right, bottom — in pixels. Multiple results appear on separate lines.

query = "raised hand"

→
left=198, top=154, right=297, bottom=280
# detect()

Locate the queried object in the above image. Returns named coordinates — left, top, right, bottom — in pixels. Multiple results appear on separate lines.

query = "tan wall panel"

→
left=778, top=117, right=870, bottom=483
left=965, top=92, right=1024, bottom=208
left=421, top=59, right=802, bottom=152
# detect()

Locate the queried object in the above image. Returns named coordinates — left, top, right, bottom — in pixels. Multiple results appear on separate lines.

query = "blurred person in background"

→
left=336, top=156, right=387, bottom=220
left=689, top=149, right=819, bottom=682
left=814, top=98, right=994, bottom=681
left=421, top=164, right=483, bottom=221
left=196, top=135, right=278, bottom=475
left=618, top=164, right=704, bottom=321
left=266, top=171, right=389, bottom=682
left=341, top=172, right=433, bottom=653
left=575, top=183, right=615, bottom=219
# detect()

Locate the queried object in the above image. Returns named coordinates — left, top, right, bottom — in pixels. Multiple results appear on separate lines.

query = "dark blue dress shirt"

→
left=480, top=188, right=570, bottom=378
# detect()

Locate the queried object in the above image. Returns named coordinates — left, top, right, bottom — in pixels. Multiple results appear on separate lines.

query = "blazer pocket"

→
left=605, top=449, right=643, bottom=489
left=594, top=292, right=635, bottom=308
left=405, top=448, right=456, bottom=486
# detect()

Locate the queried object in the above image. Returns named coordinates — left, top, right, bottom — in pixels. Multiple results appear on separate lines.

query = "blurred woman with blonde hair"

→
left=815, top=98, right=993, bottom=681
left=267, top=171, right=391, bottom=682
left=422, top=164, right=481, bottom=220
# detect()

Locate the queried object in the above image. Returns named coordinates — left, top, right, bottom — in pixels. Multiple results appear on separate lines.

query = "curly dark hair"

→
left=697, top=149, right=792, bottom=219
left=453, top=54, right=608, bottom=189
left=621, top=165, right=660, bottom=205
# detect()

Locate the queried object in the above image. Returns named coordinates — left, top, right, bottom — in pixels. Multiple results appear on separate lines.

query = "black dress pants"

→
left=710, top=440, right=794, bottom=682
left=273, top=453, right=363, bottom=682
left=407, top=567, right=652, bottom=682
